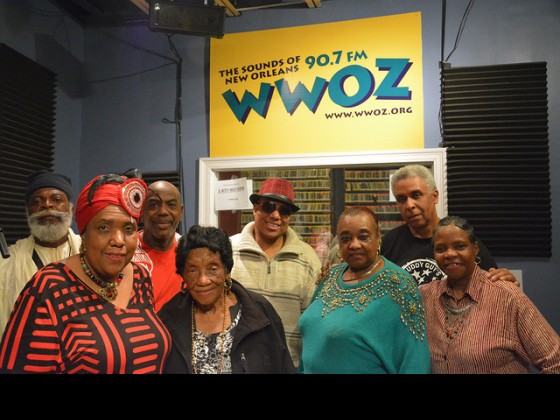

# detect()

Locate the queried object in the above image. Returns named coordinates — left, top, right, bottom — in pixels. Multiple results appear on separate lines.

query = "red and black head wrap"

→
left=75, top=173, right=147, bottom=234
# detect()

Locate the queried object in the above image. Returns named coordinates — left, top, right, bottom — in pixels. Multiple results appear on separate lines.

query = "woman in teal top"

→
left=299, top=206, right=430, bottom=374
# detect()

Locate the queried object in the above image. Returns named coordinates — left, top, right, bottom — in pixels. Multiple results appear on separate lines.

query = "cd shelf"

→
left=344, top=168, right=402, bottom=232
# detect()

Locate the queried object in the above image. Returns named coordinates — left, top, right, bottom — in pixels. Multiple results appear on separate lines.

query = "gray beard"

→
left=28, top=208, right=73, bottom=245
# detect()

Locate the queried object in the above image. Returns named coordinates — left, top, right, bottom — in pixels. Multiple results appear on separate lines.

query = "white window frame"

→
left=198, top=148, right=447, bottom=227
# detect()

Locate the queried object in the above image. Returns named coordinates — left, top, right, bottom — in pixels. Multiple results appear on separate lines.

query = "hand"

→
left=317, top=266, right=330, bottom=284
left=317, top=262, right=339, bottom=285
left=488, top=267, right=520, bottom=287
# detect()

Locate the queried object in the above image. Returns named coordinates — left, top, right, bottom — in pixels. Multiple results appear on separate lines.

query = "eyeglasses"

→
left=258, top=200, right=292, bottom=216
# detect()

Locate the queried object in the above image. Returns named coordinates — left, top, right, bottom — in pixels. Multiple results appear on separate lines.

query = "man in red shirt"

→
left=134, top=180, right=183, bottom=311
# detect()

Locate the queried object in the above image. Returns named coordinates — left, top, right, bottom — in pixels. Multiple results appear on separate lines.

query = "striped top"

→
left=230, top=223, right=321, bottom=368
left=0, top=262, right=171, bottom=374
left=420, top=265, right=560, bottom=374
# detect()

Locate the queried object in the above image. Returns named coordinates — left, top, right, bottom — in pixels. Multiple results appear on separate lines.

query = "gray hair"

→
left=390, top=164, right=437, bottom=195
left=433, top=215, right=477, bottom=245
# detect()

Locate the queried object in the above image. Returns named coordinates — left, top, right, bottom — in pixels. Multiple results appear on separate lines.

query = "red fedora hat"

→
left=249, top=178, right=299, bottom=213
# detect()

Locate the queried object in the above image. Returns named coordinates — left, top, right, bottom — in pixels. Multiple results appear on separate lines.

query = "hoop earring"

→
left=224, top=275, right=232, bottom=295
left=475, top=255, right=481, bottom=265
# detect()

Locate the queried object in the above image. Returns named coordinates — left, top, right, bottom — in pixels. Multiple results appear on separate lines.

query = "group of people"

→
left=1, top=165, right=559, bottom=374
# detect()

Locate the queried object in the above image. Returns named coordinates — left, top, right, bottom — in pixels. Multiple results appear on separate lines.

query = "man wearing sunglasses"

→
left=230, top=178, right=321, bottom=369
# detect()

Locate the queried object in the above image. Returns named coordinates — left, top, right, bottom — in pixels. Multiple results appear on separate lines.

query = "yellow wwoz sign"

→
left=210, top=12, right=424, bottom=157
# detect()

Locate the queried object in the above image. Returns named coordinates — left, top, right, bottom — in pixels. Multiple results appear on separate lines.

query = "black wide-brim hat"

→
left=249, top=178, right=300, bottom=213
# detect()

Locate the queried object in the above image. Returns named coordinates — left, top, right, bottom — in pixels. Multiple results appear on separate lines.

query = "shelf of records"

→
left=344, top=200, right=400, bottom=214
left=344, top=169, right=391, bottom=196
left=345, top=191, right=392, bottom=204
left=241, top=168, right=331, bottom=181
left=345, top=181, right=390, bottom=192
left=295, top=191, right=331, bottom=203
left=241, top=169, right=332, bottom=195
left=380, top=220, right=405, bottom=232
left=344, top=168, right=398, bottom=216
left=344, top=169, right=392, bottom=180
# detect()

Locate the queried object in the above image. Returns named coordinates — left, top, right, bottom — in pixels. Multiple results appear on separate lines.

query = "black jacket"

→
left=158, top=279, right=296, bottom=374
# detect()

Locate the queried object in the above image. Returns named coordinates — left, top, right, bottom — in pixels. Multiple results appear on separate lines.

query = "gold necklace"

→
left=344, top=257, right=383, bottom=282
left=191, top=290, right=227, bottom=374
left=79, top=253, right=123, bottom=301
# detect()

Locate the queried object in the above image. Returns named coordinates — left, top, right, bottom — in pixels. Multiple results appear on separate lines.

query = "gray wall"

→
left=2, top=0, right=559, bottom=333
left=0, top=0, right=84, bottom=195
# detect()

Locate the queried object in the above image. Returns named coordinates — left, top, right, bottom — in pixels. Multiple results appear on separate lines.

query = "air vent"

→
left=441, top=62, right=551, bottom=257
left=0, top=44, right=56, bottom=245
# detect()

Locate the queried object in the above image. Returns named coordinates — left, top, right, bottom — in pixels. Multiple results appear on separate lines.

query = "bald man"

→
left=134, top=180, right=184, bottom=311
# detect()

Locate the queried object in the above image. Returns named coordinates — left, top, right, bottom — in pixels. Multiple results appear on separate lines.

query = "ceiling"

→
left=51, top=0, right=322, bottom=27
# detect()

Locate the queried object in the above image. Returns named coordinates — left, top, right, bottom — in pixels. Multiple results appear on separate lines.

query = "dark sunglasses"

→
left=258, top=200, right=293, bottom=216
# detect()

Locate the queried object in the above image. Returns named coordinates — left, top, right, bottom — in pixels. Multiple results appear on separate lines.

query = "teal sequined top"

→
left=299, top=257, right=430, bottom=374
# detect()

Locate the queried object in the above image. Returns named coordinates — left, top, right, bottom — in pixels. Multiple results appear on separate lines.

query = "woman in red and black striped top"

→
left=0, top=172, right=171, bottom=373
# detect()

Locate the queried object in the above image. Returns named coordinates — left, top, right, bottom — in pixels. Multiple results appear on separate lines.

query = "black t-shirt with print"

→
left=381, top=224, right=497, bottom=286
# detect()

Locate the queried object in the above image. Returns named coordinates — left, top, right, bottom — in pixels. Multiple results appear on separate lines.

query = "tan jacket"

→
left=230, top=222, right=321, bottom=368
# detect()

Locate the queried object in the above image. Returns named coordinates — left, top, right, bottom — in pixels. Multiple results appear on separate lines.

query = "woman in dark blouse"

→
left=158, top=224, right=295, bottom=374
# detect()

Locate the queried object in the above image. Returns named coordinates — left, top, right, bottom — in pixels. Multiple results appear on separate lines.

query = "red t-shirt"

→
left=135, top=231, right=183, bottom=312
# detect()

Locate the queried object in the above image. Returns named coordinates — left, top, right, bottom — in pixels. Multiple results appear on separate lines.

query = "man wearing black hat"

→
left=0, top=169, right=81, bottom=336
left=230, top=178, right=321, bottom=368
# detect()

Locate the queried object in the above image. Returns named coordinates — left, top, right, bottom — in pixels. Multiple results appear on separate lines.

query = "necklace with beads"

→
left=79, top=253, right=123, bottom=301
left=344, top=257, right=383, bottom=282
left=191, top=290, right=227, bottom=374
left=443, top=298, right=475, bottom=340
left=444, top=302, right=475, bottom=315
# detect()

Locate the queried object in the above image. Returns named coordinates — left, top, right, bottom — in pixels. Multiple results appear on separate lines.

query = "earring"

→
left=224, top=275, right=232, bottom=294
left=180, top=280, right=189, bottom=294
left=475, top=255, right=481, bottom=265
left=79, top=242, right=86, bottom=255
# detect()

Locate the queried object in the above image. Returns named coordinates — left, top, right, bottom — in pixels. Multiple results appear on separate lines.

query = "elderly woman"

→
left=158, top=224, right=295, bottom=374
left=0, top=173, right=171, bottom=374
left=420, top=215, right=560, bottom=374
left=299, top=206, right=430, bottom=374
